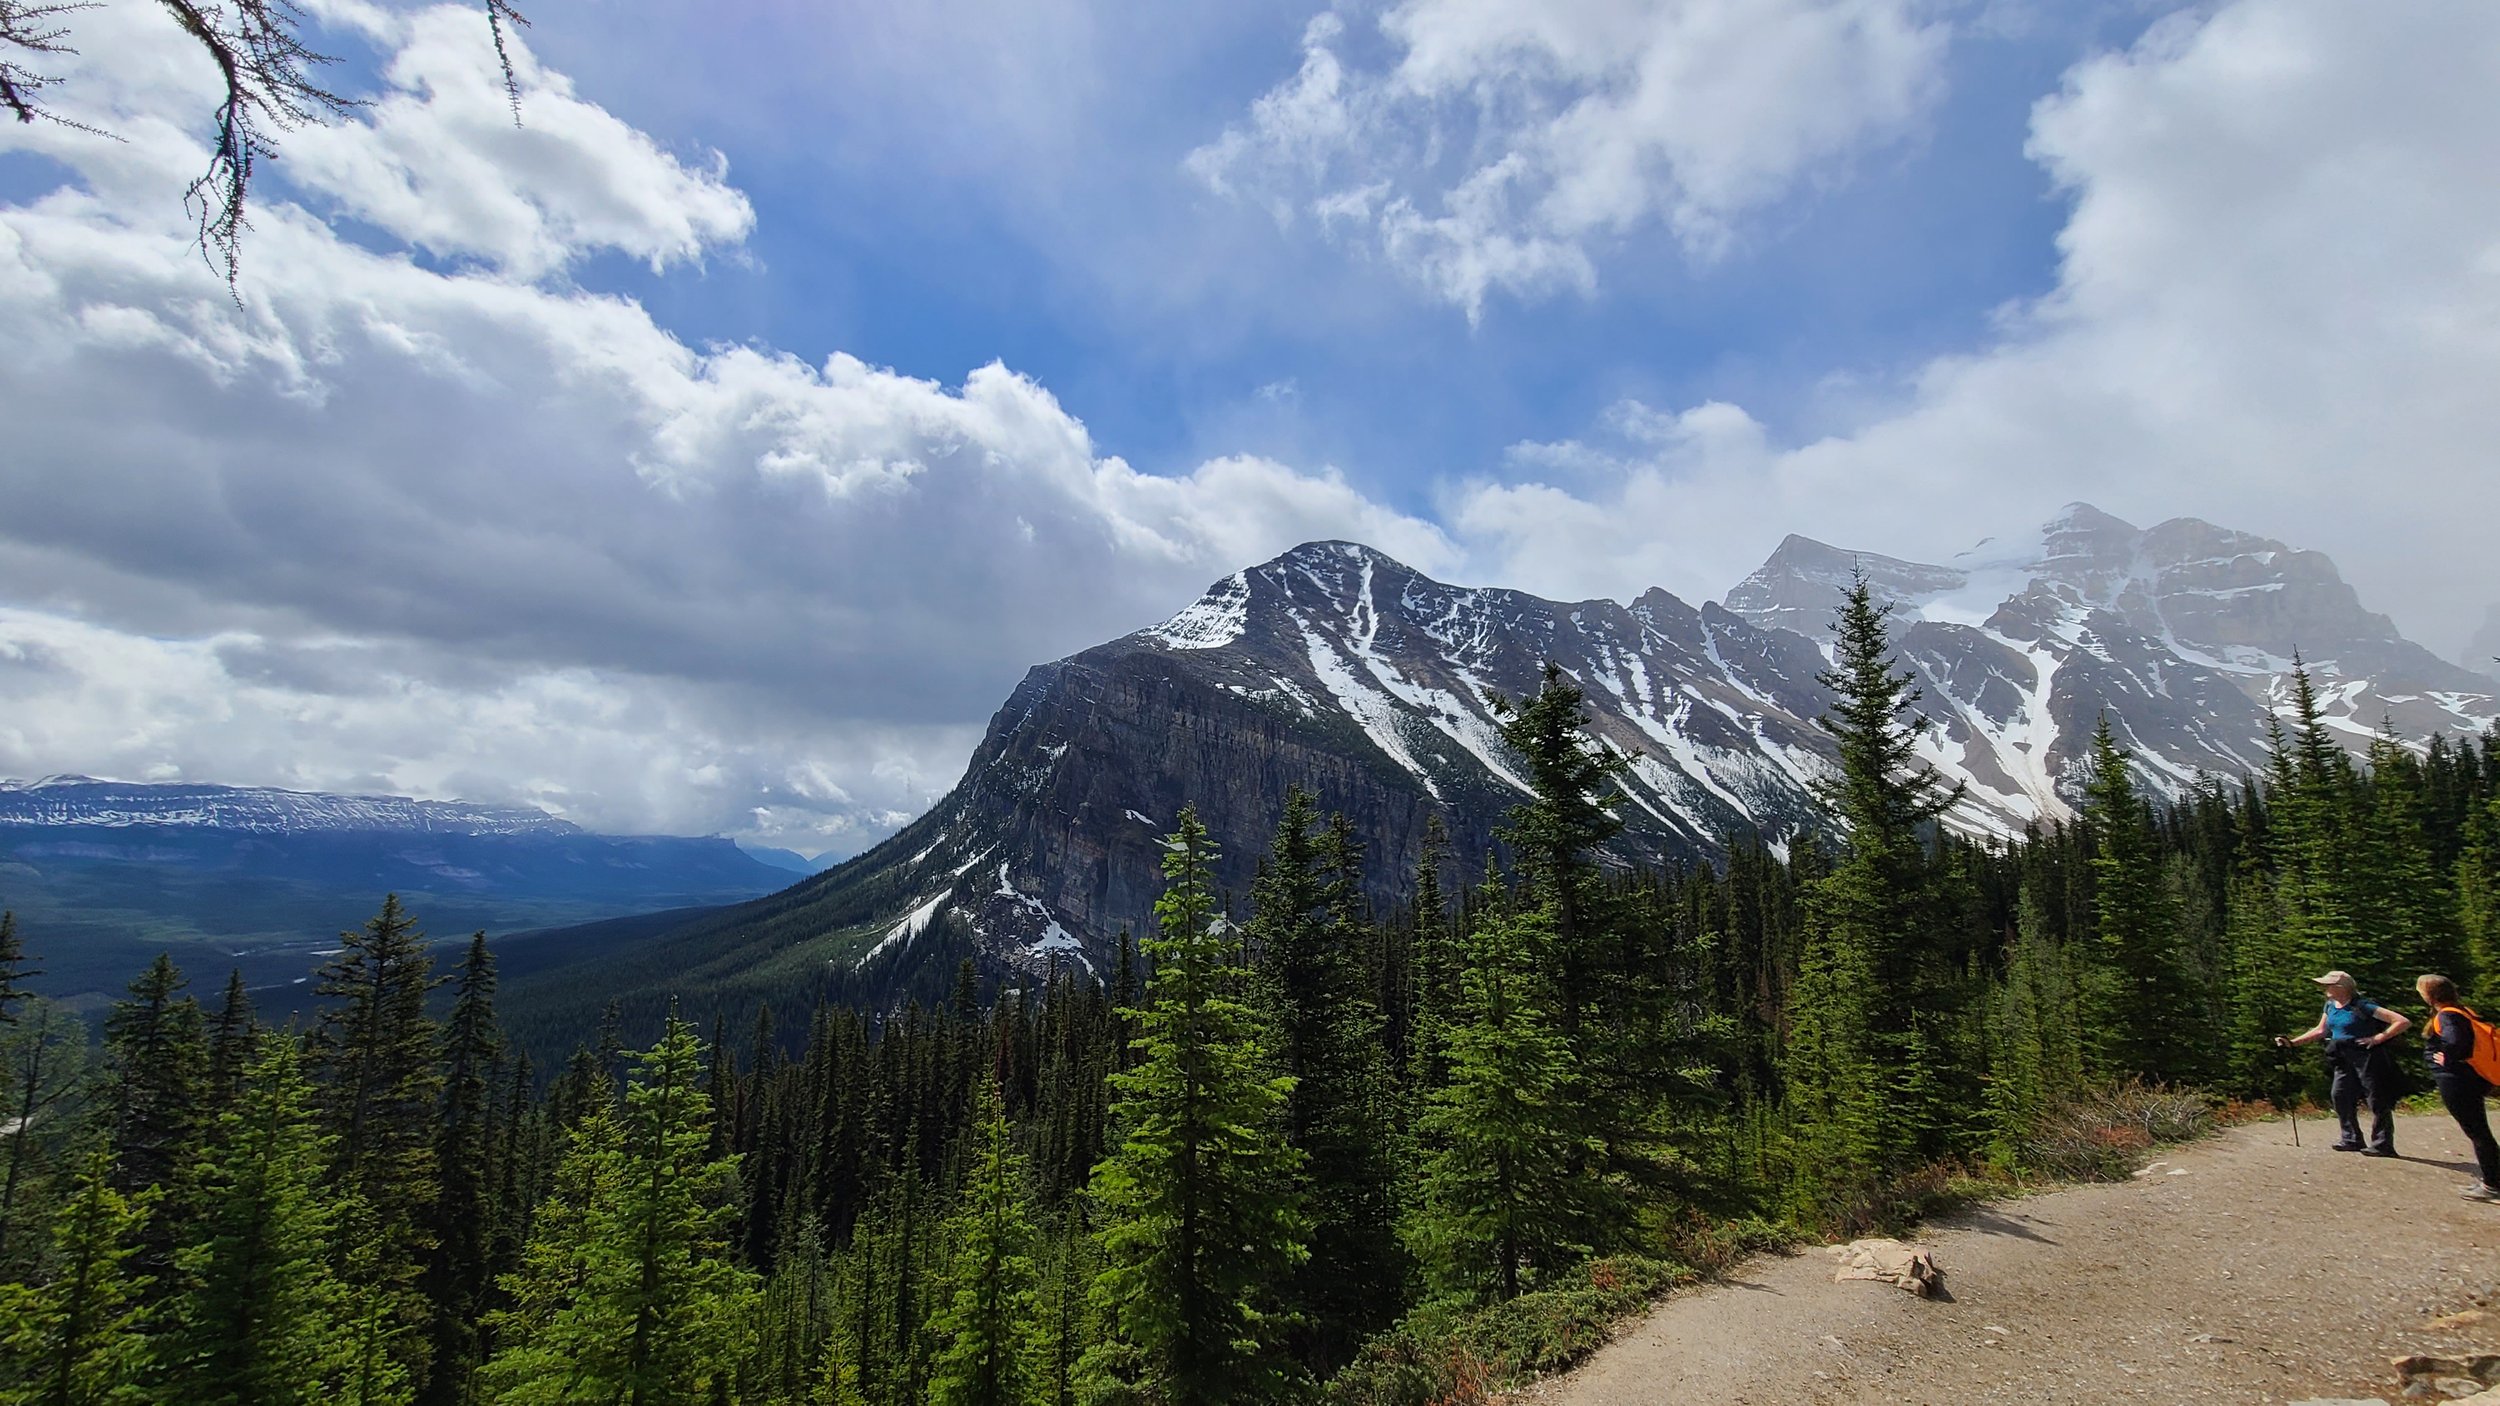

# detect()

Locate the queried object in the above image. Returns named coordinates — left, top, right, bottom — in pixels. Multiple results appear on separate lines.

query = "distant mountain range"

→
left=16, top=505, right=2493, bottom=1032
left=495, top=503, right=2495, bottom=1028
left=0, top=777, right=800, bottom=1005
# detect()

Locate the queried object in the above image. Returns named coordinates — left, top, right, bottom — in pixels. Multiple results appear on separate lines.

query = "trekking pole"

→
left=2272, top=1038, right=2300, bottom=1146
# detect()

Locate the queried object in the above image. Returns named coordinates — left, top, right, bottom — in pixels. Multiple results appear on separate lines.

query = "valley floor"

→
left=1526, top=1112, right=2499, bottom=1405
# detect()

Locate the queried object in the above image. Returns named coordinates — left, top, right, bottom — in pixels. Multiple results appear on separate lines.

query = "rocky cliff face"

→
left=593, top=505, right=2497, bottom=992
left=809, top=541, right=1835, bottom=980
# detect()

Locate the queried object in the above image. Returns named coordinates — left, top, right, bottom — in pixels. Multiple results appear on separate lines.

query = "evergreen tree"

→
left=0, top=1001, right=88, bottom=1276
left=2078, top=715, right=2198, bottom=1081
left=0, top=913, right=32, bottom=1026
left=307, top=895, right=443, bottom=1391
left=202, top=972, right=257, bottom=1115
left=1490, top=663, right=1629, bottom=1031
left=480, top=1018, right=752, bottom=1405
left=96, top=955, right=205, bottom=1312
left=1246, top=791, right=1398, bottom=1373
left=927, top=1082, right=1040, bottom=1406
left=2267, top=669, right=2365, bottom=985
left=1409, top=895, right=1590, bottom=1301
left=1081, top=808, right=1307, bottom=1405
left=2459, top=795, right=2500, bottom=992
left=163, top=1035, right=355, bottom=1406
left=1403, top=817, right=1455, bottom=1102
left=423, top=934, right=502, bottom=1405
left=1783, top=575, right=1965, bottom=1217
left=1984, top=886, right=2083, bottom=1168
left=2350, top=735, right=2451, bottom=984
left=0, top=1144, right=154, bottom=1406
left=1031, top=1212, right=1095, bottom=1406
left=97, top=955, right=205, bottom=1200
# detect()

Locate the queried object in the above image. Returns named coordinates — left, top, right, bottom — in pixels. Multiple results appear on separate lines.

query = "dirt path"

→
left=1527, top=1112, right=2500, bottom=1405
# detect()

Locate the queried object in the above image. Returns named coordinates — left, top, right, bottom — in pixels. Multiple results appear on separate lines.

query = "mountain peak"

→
left=2043, top=501, right=2137, bottom=537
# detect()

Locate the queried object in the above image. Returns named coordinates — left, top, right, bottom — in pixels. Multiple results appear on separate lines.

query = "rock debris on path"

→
left=1526, top=1112, right=2499, bottom=1405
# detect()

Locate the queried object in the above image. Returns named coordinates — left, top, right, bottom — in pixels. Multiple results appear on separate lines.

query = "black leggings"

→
left=2438, top=1074, right=2500, bottom=1189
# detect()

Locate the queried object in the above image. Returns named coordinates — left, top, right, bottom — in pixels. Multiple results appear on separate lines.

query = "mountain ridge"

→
left=495, top=503, right=2496, bottom=1026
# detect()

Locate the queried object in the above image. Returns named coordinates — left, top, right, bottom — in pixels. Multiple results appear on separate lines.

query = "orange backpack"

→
left=2428, top=1005, right=2500, bottom=1085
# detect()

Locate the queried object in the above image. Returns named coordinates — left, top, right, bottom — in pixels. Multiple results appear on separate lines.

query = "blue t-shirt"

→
left=2322, top=997, right=2382, bottom=1042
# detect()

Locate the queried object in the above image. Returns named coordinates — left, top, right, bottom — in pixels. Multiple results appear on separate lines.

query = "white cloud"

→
left=1449, top=0, right=2500, bottom=657
left=284, top=2, right=757, bottom=276
left=5, top=0, right=2495, bottom=855
left=1191, top=0, right=1953, bottom=316
left=0, top=2, right=1451, bottom=848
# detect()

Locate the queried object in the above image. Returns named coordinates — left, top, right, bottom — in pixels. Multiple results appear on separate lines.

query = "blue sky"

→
left=540, top=0, right=2118, bottom=514
left=2, top=0, right=2496, bottom=852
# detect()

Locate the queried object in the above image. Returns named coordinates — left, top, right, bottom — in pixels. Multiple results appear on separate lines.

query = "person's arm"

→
left=2365, top=1005, right=2411, bottom=1046
left=2280, top=1010, right=2330, bottom=1047
left=2427, top=1009, right=2457, bottom=1067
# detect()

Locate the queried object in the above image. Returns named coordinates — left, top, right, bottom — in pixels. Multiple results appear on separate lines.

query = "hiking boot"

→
left=2463, top=1184, right=2500, bottom=1203
left=2329, top=1142, right=2365, bottom=1152
left=2360, top=1148, right=2397, bottom=1158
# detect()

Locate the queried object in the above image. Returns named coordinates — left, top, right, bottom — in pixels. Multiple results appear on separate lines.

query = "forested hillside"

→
left=2, top=580, right=2493, bottom=1404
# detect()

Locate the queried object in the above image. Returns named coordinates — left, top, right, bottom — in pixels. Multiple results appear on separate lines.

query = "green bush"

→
left=1324, top=1256, right=1694, bottom=1406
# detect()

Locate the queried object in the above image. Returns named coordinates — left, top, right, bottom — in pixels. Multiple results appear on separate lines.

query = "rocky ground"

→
left=1528, top=1112, right=2500, bottom=1405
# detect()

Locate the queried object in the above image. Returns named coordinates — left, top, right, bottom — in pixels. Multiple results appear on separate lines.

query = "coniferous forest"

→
left=3, top=581, right=2496, bottom=1405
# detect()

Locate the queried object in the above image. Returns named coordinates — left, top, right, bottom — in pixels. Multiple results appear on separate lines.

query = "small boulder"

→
left=1829, top=1238, right=1944, bottom=1298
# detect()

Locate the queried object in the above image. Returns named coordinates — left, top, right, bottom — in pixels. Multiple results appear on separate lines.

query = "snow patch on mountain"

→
left=1145, top=570, right=1251, bottom=650
left=0, top=775, right=578, bottom=836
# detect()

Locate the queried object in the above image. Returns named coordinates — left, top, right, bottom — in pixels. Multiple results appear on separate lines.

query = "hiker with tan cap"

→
left=2415, top=973, right=2500, bottom=1202
left=2274, top=970, right=2410, bottom=1156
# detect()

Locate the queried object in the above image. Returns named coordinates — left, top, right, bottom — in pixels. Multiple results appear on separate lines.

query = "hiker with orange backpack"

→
left=2415, top=973, right=2500, bottom=1203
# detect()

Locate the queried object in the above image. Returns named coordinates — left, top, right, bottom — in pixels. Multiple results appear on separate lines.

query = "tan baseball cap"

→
left=2310, top=970, right=2355, bottom=988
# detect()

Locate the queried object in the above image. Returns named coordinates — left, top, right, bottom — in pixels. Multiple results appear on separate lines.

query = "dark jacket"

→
left=2425, top=1007, right=2483, bottom=1082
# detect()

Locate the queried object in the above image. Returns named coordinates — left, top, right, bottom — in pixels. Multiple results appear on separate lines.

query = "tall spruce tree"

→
left=2267, top=668, right=2366, bottom=987
left=1490, top=663, right=1629, bottom=1034
left=164, top=1034, right=355, bottom=1406
left=1783, top=575, right=1965, bottom=1217
left=202, top=972, right=257, bottom=1115
left=1246, top=790, right=1398, bottom=1373
left=0, top=912, right=32, bottom=1026
left=97, top=954, right=206, bottom=1315
left=0, top=1144, right=154, bottom=1406
left=2078, top=715, right=2199, bottom=1081
left=98, top=955, right=205, bottom=1200
left=927, top=1081, right=1040, bottom=1406
left=1409, top=892, right=1591, bottom=1302
left=307, top=894, right=443, bottom=1392
left=1984, top=885, right=2084, bottom=1168
left=0, top=1000, right=87, bottom=1276
left=2459, top=795, right=2499, bottom=992
left=423, top=934, right=503, bottom=1406
left=1081, top=808, right=1307, bottom=1405
left=480, top=1018, right=752, bottom=1406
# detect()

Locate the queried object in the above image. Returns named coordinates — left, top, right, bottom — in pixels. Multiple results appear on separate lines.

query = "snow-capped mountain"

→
left=518, top=504, right=2496, bottom=1002
left=0, top=775, right=581, bottom=835
left=828, top=540, right=1840, bottom=979
left=1727, top=504, right=2497, bottom=826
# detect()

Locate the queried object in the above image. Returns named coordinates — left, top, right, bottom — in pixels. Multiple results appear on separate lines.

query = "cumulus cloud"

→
left=4, top=0, right=2495, bottom=854
left=1190, top=0, right=1952, bottom=316
left=0, top=1, right=1450, bottom=850
left=1450, top=0, right=2500, bottom=656
left=286, top=1, right=757, bottom=277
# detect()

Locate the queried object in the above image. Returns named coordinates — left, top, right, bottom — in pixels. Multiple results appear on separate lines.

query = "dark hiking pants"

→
left=2437, top=1073, right=2499, bottom=1188
left=2329, top=1041, right=2398, bottom=1153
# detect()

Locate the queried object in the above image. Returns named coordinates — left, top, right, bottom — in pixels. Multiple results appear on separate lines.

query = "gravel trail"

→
left=1525, top=1112, right=2500, bottom=1405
